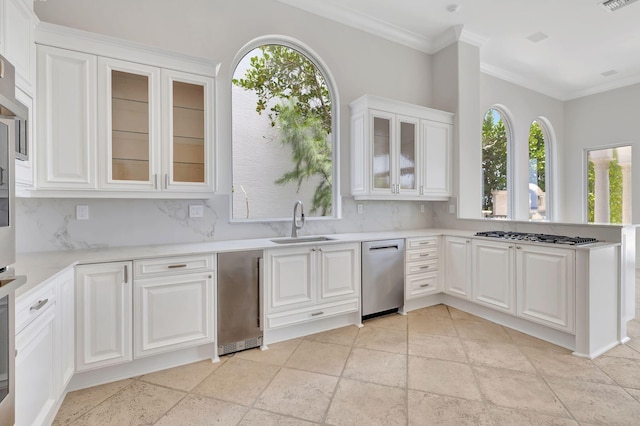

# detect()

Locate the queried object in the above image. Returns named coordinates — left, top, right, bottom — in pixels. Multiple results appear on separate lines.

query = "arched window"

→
left=230, top=37, right=339, bottom=221
left=529, top=120, right=548, bottom=220
left=481, top=108, right=511, bottom=218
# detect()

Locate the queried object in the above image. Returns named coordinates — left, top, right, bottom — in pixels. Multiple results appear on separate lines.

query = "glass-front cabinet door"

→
left=370, top=110, right=394, bottom=194
left=99, top=57, right=160, bottom=190
left=162, top=69, right=214, bottom=192
left=397, top=115, right=419, bottom=196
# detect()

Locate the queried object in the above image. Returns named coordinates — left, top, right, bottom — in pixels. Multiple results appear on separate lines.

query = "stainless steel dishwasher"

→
left=362, top=239, right=405, bottom=318
left=217, top=250, right=263, bottom=355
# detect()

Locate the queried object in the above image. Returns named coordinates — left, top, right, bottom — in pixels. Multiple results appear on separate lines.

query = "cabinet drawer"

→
left=134, top=254, right=215, bottom=277
left=406, top=258, right=438, bottom=275
left=15, top=279, right=57, bottom=334
left=406, top=272, right=439, bottom=299
left=266, top=298, right=359, bottom=330
left=406, top=248, right=438, bottom=262
left=407, top=237, right=439, bottom=250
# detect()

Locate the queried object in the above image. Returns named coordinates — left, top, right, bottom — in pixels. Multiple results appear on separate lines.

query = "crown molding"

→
left=480, top=63, right=568, bottom=100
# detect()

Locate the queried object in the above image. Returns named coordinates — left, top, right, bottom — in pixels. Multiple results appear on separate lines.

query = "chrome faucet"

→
left=291, top=200, right=305, bottom=238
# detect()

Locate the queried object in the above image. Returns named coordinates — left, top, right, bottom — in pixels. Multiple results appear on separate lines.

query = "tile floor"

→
left=53, top=304, right=640, bottom=426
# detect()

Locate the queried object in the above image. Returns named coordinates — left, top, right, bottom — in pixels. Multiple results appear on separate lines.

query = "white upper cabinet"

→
left=31, top=23, right=219, bottom=198
left=1, top=0, right=37, bottom=93
left=350, top=94, right=453, bottom=201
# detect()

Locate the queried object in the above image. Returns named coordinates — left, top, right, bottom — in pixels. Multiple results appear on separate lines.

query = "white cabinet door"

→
left=370, top=110, right=396, bottom=196
left=420, top=120, right=451, bottom=198
left=472, top=239, right=515, bottom=314
left=14, top=88, right=34, bottom=190
left=134, top=272, right=214, bottom=358
left=444, top=236, right=471, bottom=299
left=3, top=0, right=35, bottom=92
left=318, top=243, right=360, bottom=300
left=36, top=45, right=97, bottom=189
left=75, top=261, right=132, bottom=371
left=266, top=246, right=314, bottom=312
left=516, top=245, right=575, bottom=333
left=15, top=303, right=57, bottom=426
left=57, top=268, right=75, bottom=393
left=98, top=57, right=161, bottom=191
left=162, top=69, right=215, bottom=193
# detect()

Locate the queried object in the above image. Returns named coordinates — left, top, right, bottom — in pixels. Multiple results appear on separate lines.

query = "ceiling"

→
left=277, top=0, right=640, bottom=101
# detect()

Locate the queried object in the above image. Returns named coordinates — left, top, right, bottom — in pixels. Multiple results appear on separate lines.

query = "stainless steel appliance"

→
left=362, top=239, right=405, bottom=318
left=475, top=231, right=598, bottom=245
left=217, top=250, right=263, bottom=356
left=0, top=53, right=26, bottom=426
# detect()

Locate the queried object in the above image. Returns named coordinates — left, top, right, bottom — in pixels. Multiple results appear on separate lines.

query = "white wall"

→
left=17, top=0, right=437, bottom=252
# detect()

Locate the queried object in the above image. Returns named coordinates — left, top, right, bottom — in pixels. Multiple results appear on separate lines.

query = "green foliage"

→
left=274, top=99, right=332, bottom=215
left=481, top=109, right=508, bottom=212
left=232, top=45, right=332, bottom=215
left=528, top=122, right=546, bottom=192
left=587, top=160, right=595, bottom=222
left=587, top=149, right=623, bottom=223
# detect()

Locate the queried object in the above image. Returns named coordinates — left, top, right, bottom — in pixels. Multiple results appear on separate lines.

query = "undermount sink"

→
left=270, top=236, right=335, bottom=244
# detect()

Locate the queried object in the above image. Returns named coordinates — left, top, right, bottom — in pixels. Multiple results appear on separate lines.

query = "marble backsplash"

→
left=15, top=195, right=435, bottom=253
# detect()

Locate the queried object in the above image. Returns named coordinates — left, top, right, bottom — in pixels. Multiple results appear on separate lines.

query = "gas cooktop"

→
left=474, top=231, right=598, bottom=246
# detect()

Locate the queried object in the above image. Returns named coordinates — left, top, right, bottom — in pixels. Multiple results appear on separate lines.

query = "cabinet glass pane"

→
left=172, top=81, right=205, bottom=183
left=373, top=116, right=391, bottom=189
left=111, top=70, right=150, bottom=181
left=399, top=121, right=416, bottom=190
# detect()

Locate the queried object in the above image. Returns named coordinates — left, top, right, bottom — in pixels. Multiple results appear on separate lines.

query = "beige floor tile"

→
left=462, top=339, right=536, bottom=373
left=408, top=304, right=451, bottom=318
left=285, top=340, right=351, bottom=376
left=154, top=394, right=247, bottom=425
left=473, top=366, right=569, bottom=417
left=593, top=356, right=640, bottom=388
left=53, top=379, right=134, bottom=425
left=408, top=315, right=457, bottom=336
left=304, top=325, right=359, bottom=346
left=447, top=307, right=491, bottom=323
left=234, top=339, right=302, bottom=365
left=519, top=346, right=615, bottom=384
left=408, top=357, right=482, bottom=401
left=453, top=319, right=512, bottom=344
left=139, top=359, right=224, bottom=391
left=342, top=348, right=407, bottom=387
left=239, top=409, right=318, bottom=425
left=503, top=328, right=570, bottom=352
left=627, top=336, right=640, bottom=352
left=547, top=376, right=640, bottom=425
left=192, top=357, right=279, bottom=406
left=408, top=333, right=467, bottom=362
left=325, top=378, right=406, bottom=426
left=626, top=387, right=640, bottom=403
left=255, top=368, right=338, bottom=422
left=600, top=343, right=640, bottom=360
left=354, top=326, right=407, bottom=354
left=627, top=320, right=640, bottom=337
left=364, top=312, right=407, bottom=330
left=486, top=405, right=579, bottom=426
left=408, top=390, right=492, bottom=426
left=71, top=381, right=185, bottom=426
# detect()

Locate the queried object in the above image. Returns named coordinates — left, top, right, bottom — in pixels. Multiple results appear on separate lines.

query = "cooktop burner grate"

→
left=474, top=231, right=598, bottom=245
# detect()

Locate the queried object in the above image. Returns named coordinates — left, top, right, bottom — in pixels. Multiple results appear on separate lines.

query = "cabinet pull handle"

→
left=311, top=311, right=324, bottom=317
left=30, top=298, right=49, bottom=311
left=516, top=246, right=522, bottom=250
left=124, top=264, right=128, bottom=283
left=165, top=174, right=169, bottom=189
left=419, top=253, right=429, bottom=257
left=419, top=283, right=430, bottom=288
left=154, top=174, right=158, bottom=189
left=168, top=264, right=188, bottom=269
left=419, top=242, right=431, bottom=245
left=420, top=266, right=430, bottom=270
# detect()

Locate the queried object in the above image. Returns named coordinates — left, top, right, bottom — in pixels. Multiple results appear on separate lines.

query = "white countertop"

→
left=11, top=228, right=618, bottom=297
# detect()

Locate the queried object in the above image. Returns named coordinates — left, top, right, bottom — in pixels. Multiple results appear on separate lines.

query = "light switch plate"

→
left=189, top=205, right=204, bottom=218
left=76, top=205, right=89, bottom=220
left=357, top=204, right=363, bottom=214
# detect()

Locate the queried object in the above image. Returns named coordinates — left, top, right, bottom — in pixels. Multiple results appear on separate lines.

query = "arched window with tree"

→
left=528, top=120, right=548, bottom=220
left=481, top=108, right=511, bottom=218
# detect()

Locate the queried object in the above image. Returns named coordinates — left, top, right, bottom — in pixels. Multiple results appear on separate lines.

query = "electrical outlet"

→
left=449, top=203, right=456, bottom=214
left=357, top=204, right=363, bottom=214
left=76, top=205, right=89, bottom=220
left=420, top=204, right=425, bottom=213
left=189, top=205, right=204, bottom=218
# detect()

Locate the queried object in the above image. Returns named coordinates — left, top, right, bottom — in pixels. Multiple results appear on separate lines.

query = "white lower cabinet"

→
left=471, top=239, right=516, bottom=314
left=15, top=267, right=74, bottom=426
left=516, top=244, right=575, bottom=333
left=405, top=237, right=440, bottom=299
left=15, top=298, right=56, bottom=426
left=133, top=255, right=215, bottom=358
left=75, top=261, right=133, bottom=372
left=444, top=236, right=471, bottom=299
left=265, top=243, right=360, bottom=329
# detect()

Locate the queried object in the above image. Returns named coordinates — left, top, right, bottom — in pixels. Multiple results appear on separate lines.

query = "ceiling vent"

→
left=600, top=0, right=639, bottom=12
